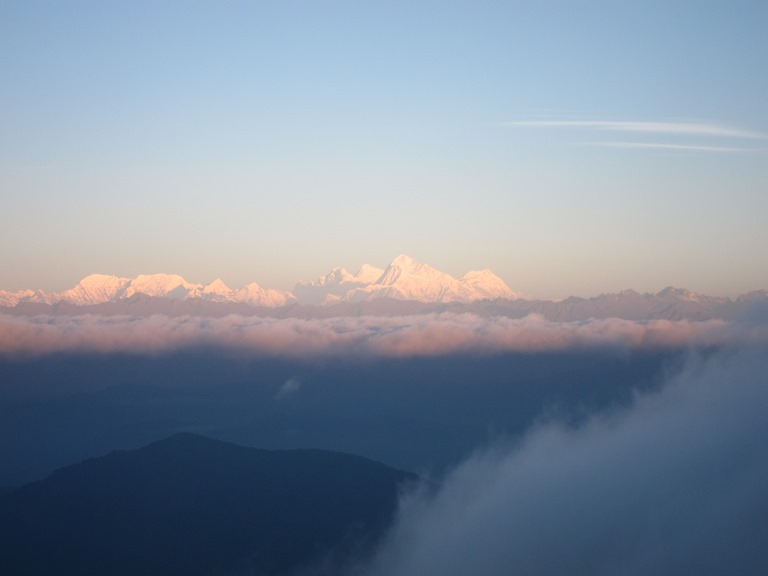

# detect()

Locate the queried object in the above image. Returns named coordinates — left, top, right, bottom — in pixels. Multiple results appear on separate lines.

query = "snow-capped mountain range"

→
left=0, top=273, right=293, bottom=308
left=293, top=254, right=518, bottom=305
left=1, top=254, right=766, bottom=321
left=0, top=255, right=518, bottom=308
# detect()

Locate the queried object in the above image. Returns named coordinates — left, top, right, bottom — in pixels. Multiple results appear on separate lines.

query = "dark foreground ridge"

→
left=0, top=433, right=418, bottom=576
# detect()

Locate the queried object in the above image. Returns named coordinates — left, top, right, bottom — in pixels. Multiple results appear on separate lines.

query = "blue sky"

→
left=2, top=1, right=766, bottom=298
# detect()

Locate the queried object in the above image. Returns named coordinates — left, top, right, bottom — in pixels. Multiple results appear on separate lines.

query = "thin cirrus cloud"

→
left=503, top=118, right=768, bottom=153
left=503, top=119, right=766, bottom=139
left=0, top=313, right=765, bottom=358
left=584, top=141, right=768, bottom=153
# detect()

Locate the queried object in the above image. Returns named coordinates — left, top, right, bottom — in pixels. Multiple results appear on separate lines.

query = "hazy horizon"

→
left=2, top=2, right=767, bottom=298
left=1, top=252, right=767, bottom=301
left=0, top=252, right=766, bottom=300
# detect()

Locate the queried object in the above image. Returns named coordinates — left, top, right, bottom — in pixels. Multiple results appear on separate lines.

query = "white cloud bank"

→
left=358, top=346, right=768, bottom=575
left=1, top=313, right=766, bottom=357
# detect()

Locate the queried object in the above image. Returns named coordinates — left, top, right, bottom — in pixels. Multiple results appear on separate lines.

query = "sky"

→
left=1, top=1, right=767, bottom=299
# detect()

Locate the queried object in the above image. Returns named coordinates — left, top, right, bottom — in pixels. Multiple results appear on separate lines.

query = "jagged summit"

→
left=460, top=269, right=518, bottom=300
left=1, top=260, right=766, bottom=320
left=310, top=255, right=519, bottom=304
left=78, top=273, right=127, bottom=286
left=0, top=273, right=294, bottom=308
left=355, top=263, right=386, bottom=284
left=203, top=278, right=231, bottom=294
left=124, top=274, right=193, bottom=299
left=0, top=255, right=517, bottom=308
left=63, top=274, right=131, bottom=305
left=376, top=254, right=439, bottom=284
left=293, top=263, right=386, bottom=305
left=388, top=254, right=422, bottom=271
left=290, top=254, right=519, bottom=304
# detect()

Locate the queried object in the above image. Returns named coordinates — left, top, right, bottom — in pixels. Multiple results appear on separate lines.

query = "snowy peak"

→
left=460, top=268, right=498, bottom=283
left=0, top=256, right=516, bottom=308
left=203, top=278, right=232, bottom=298
left=355, top=264, right=386, bottom=284
left=355, top=255, right=468, bottom=302
left=387, top=254, right=427, bottom=274
left=234, top=282, right=295, bottom=307
left=0, top=273, right=294, bottom=308
left=60, top=274, right=131, bottom=305
left=460, top=269, right=519, bottom=300
left=296, top=255, right=519, bottom=304
left=371, top=256, right=518, bottom=302
left=77, top=274, right=129, bottom=289
left=293, top=264, right=385, bottom=305
left=0, top=288, right=49, bottom=307
left=1, top=261, right=766, bottom=318
left=656, top=286, right=709, bottom=303
left=376, top=254, right=441, bottom=286
left=124, top=274, right=195, bottom=300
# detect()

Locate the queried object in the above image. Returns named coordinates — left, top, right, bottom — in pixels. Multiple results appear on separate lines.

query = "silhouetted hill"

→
left=0, top=349, right=683, bottom=487
left=0, top=433, right=417, bottom=576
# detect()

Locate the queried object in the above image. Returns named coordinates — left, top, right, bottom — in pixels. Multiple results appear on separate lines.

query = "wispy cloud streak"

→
left=584, top=141, right=768, bottom=153
left=503, top=119, right=767, bottom=139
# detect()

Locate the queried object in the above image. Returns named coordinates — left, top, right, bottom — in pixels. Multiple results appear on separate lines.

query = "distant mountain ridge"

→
left=0, top=433, right=417, bottom=576
left=294, top=254, right=518, bottom=304
left=0, top=272, right=294, bottom=308
left=0, top=254, right=518, bottom=308
left=1, top=255, right=766, bottom=321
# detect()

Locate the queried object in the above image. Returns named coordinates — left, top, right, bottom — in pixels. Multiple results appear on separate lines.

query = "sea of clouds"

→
left=3, top=311, right=767, bottom=574
left=2, top=312, right=766, bottom=357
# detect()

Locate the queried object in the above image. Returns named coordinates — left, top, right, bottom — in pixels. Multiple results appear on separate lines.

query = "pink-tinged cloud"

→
left=1, top=313, right=764, bottom=358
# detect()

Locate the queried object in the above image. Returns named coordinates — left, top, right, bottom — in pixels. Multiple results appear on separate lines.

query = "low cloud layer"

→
left=359, top=347, right=768, bottom=575
left=1, top=313, right=765, bottom=357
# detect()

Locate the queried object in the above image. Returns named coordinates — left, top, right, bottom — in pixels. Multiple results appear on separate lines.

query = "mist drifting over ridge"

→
left=356, top=345, right=768, bottom=576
